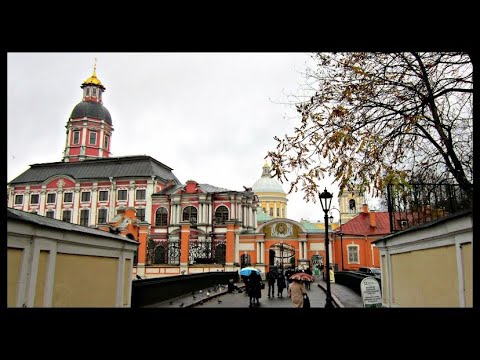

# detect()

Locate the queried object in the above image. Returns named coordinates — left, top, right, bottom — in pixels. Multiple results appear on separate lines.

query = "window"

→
left=104, top=135, right=109, bottom=149
left=118, top=189, right=127, bottom=201
left=214, top=206, right=229, bottom=224
left=136, top=189, right=146, bottom=201
left=136, top=208, right=145, bottom=221
left=14, top=194, right=23, bottom=205
left=47, top=193, right=56, bottom=204
left=99, top=190, right=108, bottom=201
left=30, top=194, right=39, bottom=204
left=182, top=206, right=197, bottom=224
left=269, top=208, right=273, bottom=216
left=155, top=207, right=168, bottom=226
left=86, top=88, right=91, bottom=97
left=347, top=245, right=359, bottom=264
left=276, top=208, right=280, bottom=217
left=80, top=209, right=89, bottom=226
left=81, top=192, right=91, bottom=202
left=97, top=208, right=108, bottom=224
left=46, top=210, right=54, bottom=219
left=73, top=131, right=80, bottom=145
left=62, top=210, right=72, bottom=223
left=262, top=207, right=266, bottom=213
left=89, top=131, right=97, bottom=145
left=349, top=199, right=356, bottom=213
left=63, top=192, right=73, bottom=203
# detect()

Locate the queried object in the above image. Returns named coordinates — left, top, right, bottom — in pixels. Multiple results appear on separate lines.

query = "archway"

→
left=269, top=243, right=295, bottom=270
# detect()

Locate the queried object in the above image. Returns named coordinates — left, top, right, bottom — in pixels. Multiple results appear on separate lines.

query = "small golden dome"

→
left=82, top=59, right=104, bottom=87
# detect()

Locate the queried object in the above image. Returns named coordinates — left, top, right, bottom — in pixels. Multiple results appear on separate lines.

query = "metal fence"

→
left=386, top=183, right=472, bottom=232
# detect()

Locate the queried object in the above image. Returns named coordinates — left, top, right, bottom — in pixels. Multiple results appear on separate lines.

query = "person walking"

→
left=288, top=279, right=307, bottom=308
left=304, top=267, right=313, bottom=290
left=266, top=268, right=277, bottom=298
left=248, top=272, right=262, bottom=307
left=277, top=270, right=286, bottom=298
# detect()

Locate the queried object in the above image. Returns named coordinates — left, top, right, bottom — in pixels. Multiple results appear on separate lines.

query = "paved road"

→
left=145, top=275, right=364, bottom=308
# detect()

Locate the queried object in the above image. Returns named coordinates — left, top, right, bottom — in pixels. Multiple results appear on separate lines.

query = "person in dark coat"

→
left=304, top=267, right=313, bottom=290
left=266, top=268, right=277, bottom=298
left=248, top=272, right=262, bottom=307
left=285, top=267, right=293, bottom=290
left=277, top=270, right=286, bottom=297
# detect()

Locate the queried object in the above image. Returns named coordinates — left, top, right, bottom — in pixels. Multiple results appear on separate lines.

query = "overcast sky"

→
left=7, top=52, right=345, bottom=223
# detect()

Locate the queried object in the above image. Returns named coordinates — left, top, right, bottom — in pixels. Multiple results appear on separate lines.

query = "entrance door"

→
left=269, top=243, right=295, bottom=270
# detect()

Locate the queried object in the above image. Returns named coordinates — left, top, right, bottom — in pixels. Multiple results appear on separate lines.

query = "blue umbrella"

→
left=239, top=267, right=261, bottom=276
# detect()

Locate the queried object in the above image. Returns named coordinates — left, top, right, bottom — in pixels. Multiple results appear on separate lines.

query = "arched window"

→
left=240, top=253, right=251, bottom=268
left=214, top=205, right=229, bottom=224
left=154, top=246, right=167, bottom=264
left=183, top=206, right=197, bottom=224
left=349, top=199, right=356, bottom=213
left=155, top=207, right=168, bottom=226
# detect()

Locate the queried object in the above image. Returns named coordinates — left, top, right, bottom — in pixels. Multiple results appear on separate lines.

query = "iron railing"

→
left=146, top=239, right=181, bottom=265
left=386, top=183, right=472, bottom=232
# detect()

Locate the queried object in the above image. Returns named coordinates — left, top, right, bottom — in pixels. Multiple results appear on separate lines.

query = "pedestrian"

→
left=329, top=267, right=335, bottom=283
left=304, top=267, right=313, bottom=290
left=266, top=268, right=277, bottom=298
left=288, top=278, right=307, bottom=308
left=285, top=267, right=293, bottom=290
left=248, top=272, right=262, bottom=307
left=277, top=270, right=286, bottom=298
left=320, top=263, right=325, bottom=280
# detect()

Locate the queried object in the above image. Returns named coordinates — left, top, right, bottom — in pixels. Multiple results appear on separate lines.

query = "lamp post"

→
left=280, top=241, right=284, bottom=270
left=319, top=188, right=334, bottom=308
left=329, top=207, right=344, bottom=271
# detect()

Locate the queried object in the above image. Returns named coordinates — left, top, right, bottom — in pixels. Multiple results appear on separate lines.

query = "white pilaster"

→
left=91, top=183, right=98, bottom=226
left=39, top=186, right=47, bottom=216
left=23, top=188, right=30, bottom=212
left=55, top=189, right=63, bottom=220
left=128, top=181, right=135, bottom=207
left=72, top=185, right=80, bottom=224
left=145, top=176, right=155, bottom=225
left=109, top=178, right=116, bottom=220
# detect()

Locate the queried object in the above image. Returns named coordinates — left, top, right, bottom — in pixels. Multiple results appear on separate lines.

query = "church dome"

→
left=252, top=163, right=285, bottom=194
left=70, top=101, right=112, bottom=125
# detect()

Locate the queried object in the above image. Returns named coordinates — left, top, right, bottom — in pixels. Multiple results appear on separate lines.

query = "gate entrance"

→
left=269, top=243, right=295, bottom=270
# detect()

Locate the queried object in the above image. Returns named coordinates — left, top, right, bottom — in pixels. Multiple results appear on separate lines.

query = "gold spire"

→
left=82, top=58, right=103, bottom=87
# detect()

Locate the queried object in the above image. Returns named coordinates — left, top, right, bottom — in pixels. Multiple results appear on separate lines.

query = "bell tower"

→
left=338, top=188, right=366, bottom=222
left=63, top=60, right=113, bottom=162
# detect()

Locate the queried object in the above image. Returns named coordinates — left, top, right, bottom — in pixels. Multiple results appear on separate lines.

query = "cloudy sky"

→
left=7, top=52, right=344, bottom=223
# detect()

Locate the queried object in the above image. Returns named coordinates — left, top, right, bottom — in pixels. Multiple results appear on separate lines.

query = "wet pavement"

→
left=145, top=274, right=364, bottom=308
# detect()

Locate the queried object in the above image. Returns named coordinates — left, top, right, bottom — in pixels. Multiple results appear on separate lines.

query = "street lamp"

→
left=329, top=207, right=344, bottom=271
left=319, top=187, right=334, bottom=308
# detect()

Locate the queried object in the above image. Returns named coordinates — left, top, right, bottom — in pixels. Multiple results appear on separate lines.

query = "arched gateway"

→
left=258, top=219, right=313, bottom=271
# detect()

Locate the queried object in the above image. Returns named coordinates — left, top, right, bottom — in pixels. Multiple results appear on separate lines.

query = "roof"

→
left=299, top=220, right=323, bottom=233
left=155, top=183, right=240, bottom=196
left=70, top=101, right=112, bottom=125
left=8, top=155, right=180, bottom=185
left=7, top=208, right=138, bottom=244
left=252, top=164, right=286, bottom=194
left=339, top=212, right=391, bottom=236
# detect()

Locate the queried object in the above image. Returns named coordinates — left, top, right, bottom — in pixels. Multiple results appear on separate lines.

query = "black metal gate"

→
left=269, top=243, right=295, bottom=269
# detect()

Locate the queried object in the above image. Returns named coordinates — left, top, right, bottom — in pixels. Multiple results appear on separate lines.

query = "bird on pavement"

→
left=179, top=303, right=184, bottom=307
left=136, top=275, right=142, bottom=280
left=218, top=299, right=222, bottom=304
left=169, top=301, right=173, bottom=305
left=193, top=295, right=196, bottom=300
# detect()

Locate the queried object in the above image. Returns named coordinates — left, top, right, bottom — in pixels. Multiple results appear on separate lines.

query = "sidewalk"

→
left=316, top=275, right=364, bottom=308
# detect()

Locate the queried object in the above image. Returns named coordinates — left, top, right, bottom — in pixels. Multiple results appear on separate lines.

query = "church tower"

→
left=63, top=62, right=113, bottom=162
left=338, top=188, right=366, bottom=223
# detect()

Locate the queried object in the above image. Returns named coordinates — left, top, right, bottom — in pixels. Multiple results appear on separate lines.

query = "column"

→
left=145, top=176, right=155, bottom=224
left=39, top=187, right=46, bottom=216
left=23, top=188, right=30, bottom=212
left=99, top=124, right=105, bottom=157
left=109, top=178, right=116, bottom=220
left=179, top=222, right=191, bottom=268
left=55, top=188, right=63, bottom=220
left=91, top=183, right=98, bottom=226
left=128, top=181, right=135, bottom=207
left=7, top=187, right=14, bottom=208
left=273, top=202, right=277, bottom=218
left=234, top=232, right=240, bottom=264
left=256, top=241, right=261, bottom=264
left=72, top=185, right=80, bottom=224
left=225, top=221, right=235, bottom=266
left=260, top=241, right=265, bottom=263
